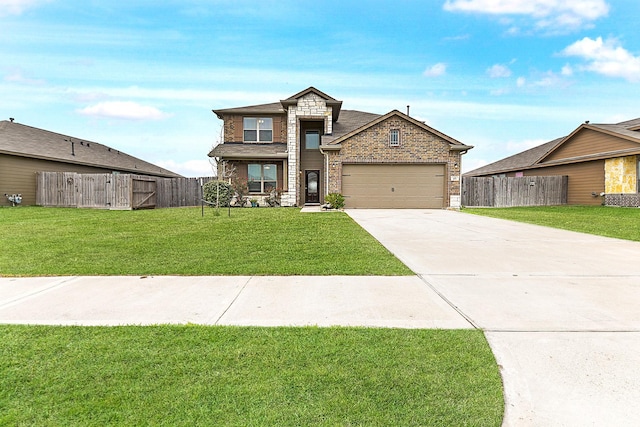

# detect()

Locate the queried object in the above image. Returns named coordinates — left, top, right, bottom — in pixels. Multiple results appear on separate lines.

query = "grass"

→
left=464, top=205, right=640, bottom=241
left=0, top=325, right=503, bottom=426
left=0, top=207, right=504, bottom=425
left=0, top=207, right=413, bottom=276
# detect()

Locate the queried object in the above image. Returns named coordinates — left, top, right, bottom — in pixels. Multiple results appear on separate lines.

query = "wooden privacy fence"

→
left=462, top=176, right=568, bottom=207
left=36, top=172, right=214, bottom=209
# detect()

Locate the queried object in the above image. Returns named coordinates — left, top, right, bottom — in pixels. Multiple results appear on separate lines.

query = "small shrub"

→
left=325, top=193, right=345, bottom=209
left=203, top=180, right=232, bottom=207
left=232, top=179, right=249, bottom=207
left=265, top=188, right=282, bottom=207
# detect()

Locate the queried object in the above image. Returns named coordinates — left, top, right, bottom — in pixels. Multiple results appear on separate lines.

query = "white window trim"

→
left=243, top=117, right=273, bottom=143
left=389, top=129, right=401, bottom=147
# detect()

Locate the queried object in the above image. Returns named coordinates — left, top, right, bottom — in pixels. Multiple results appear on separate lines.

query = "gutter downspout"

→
left=319, top=145, right=329, bottom=203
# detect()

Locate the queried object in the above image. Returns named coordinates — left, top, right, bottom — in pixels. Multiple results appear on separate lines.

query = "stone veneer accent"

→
left=605, top=156, right=637, bottom=194
left=282, top=93, right=333, bottom=206
left=326, top=116, right=463, bottom=208
left=604, top=193, right=640, bottom=207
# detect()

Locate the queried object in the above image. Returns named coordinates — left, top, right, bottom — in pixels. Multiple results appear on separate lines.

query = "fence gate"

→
left=78, top=174, right=111, bottom=208
left=131, top=176, right=157, bottom=209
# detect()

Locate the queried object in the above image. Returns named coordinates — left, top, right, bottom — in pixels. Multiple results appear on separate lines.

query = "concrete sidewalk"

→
left=0, top=275, right=471, bottom=328
left=347, top=209, right=640, bottom=427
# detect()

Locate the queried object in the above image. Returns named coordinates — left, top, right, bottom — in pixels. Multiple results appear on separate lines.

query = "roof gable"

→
left=280, top=86, right=343, bottom=120
left=280, top=86, right=339, bottom=103
left=539, top=124, right=640, bottom=164
left=326, top=110, right=471, bottom=150
left=0, top=120, right=181, bottom=177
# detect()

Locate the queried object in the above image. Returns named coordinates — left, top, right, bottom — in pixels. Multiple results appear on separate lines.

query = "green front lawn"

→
left=1, top=207, right=505, bottom=425
left=0, top=325, right=503, bottom=426
left=0, top=207, right=412, bottom=276
left=464, top=205, right=640, bottom=241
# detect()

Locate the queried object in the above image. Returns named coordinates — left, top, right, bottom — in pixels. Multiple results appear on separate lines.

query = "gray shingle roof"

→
left=208, top=143, right=288, bottom=159
left=615, top=117, right=640, bottom=128
left=588, top=123, right=640, bottom=140
left=322, top=110, right=382, bottom=144
left=0, top=120, right=181, bottom=177
left=212, top=88, right=344, bottom=121
left=464, top=138, right=562, bottom=176
left=212, top=102, right=285, bottom=119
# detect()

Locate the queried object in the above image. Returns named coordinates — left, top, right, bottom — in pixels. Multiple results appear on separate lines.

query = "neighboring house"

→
left=209, top=87, right=472, bottom=208
left=0, top=119, right=182, bottom=206
left=464, top=118, right=640, bottom=206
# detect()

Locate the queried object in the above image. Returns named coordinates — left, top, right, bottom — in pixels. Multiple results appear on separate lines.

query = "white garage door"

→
left=342, top=164, right=445, bottom=208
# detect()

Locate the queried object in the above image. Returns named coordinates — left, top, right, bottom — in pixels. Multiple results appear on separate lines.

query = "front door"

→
left=305, top=170, right=320, bottom=204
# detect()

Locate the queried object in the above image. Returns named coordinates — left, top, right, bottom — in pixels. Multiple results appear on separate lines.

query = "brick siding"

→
left=327, top=116, right=462, bottom=206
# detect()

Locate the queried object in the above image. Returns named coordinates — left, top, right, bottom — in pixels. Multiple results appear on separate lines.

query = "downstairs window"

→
left=248, top=164, right=277, bottom=193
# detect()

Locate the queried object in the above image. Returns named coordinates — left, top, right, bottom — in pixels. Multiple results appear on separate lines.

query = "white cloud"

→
left=513, top=71, right=568, bottom=89
left=561, top=64, right=573, bottom=76
left=77, top=101, right=172, bottom=121
left=562, top=36, right=640, bottom=82
left=423, top=63, right=447, bottom=77
left=3, top=69, right=45, bottom=85
left=487, top=64, right=512, bottom=78
left=443, top=0, right=609, bottom=33
left=0, top=0, right=49, bottom=16
left=531, top=71, right=564, bottom=87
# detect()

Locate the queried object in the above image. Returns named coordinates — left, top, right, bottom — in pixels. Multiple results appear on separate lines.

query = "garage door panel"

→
left=342, top=164, right=445, bottom=208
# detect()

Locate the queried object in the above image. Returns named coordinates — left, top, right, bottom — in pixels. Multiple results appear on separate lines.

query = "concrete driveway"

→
left=347, top=209, right=640, bottom=427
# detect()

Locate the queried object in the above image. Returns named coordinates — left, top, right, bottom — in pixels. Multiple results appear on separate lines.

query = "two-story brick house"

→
left=209, top=87, right=472, bottom=208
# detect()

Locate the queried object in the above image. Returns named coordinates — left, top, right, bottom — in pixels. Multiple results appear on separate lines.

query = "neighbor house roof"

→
left=464, top=138, right=563, bottom=177
left=464, top=117, right=640, bottom=177
left=0, top=120, right=181, bottom=178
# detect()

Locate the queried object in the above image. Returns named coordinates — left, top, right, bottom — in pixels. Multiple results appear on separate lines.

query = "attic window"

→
left=389, top=129, right=400, bottom=147
left=244, top=117, right=273, bottom=143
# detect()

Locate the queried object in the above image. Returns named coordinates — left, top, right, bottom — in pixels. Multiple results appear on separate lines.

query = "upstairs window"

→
left=244, top=118, right=273, bottom=142
left=305, top=130, right=320, bottom=149
left=389, top=129, right=400, bottom=147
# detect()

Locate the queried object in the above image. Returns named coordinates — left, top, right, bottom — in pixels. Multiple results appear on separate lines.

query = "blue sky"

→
left=2, top=0, right=639, bottom=176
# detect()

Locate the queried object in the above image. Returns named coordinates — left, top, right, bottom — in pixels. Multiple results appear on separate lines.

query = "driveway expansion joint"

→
left=417, top=274, right=479, bottom=329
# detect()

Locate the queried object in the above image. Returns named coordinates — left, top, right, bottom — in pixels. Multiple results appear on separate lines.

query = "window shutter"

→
left=233, top=116, right=243, bottom=142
